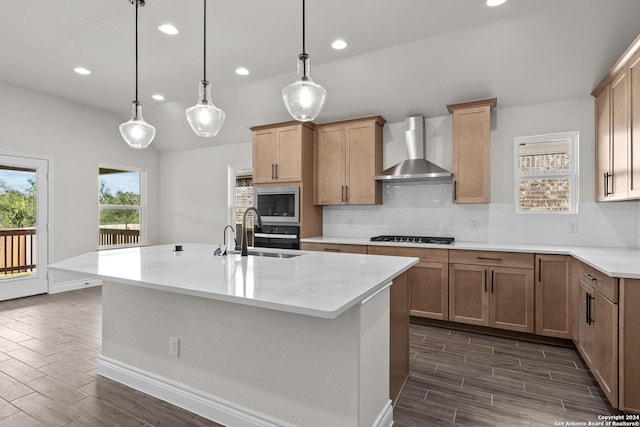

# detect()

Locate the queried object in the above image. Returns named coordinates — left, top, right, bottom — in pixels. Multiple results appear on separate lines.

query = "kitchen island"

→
left=48, top=244, right=417, bottom=427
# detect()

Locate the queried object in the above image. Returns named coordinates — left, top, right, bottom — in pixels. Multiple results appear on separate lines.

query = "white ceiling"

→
left=1, top=0, right=639, bottom=152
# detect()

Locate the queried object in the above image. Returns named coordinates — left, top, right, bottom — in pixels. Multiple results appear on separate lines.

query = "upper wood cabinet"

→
left=447, top=98, right=497, bottom=204
left=314, top=116, right=385, bottom=205
left=592, top=33, right=640, bottom=201
left=251, top=122, right=315, bottom=184
left=535, top=255, right=572, bottom=339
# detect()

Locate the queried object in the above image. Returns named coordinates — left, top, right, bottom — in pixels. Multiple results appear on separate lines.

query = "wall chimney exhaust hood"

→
left=374, top=116, right=452, bottom=182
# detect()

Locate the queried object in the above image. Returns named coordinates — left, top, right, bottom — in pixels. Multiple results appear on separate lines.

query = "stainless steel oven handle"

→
left=254, top=233, right=298, bottom=239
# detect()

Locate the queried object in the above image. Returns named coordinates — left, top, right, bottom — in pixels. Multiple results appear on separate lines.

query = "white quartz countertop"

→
left=301, top=237, right=640, bottom=279
left=48, top=244, right=417, bottom=319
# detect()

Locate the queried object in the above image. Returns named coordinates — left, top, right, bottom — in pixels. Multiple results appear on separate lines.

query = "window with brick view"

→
left=514, top=132, right=578, bottom=214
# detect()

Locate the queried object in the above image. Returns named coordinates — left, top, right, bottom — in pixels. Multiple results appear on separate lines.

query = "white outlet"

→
left=169, top=336, right=180, bottom=357
left=347, top=218, right=355, bottom=229
left=568, top=220, right=578, bottom=233
left=470, top=219, right=479, bottom=231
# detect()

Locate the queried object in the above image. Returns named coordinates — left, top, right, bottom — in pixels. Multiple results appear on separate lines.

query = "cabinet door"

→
left=409, top=262, right=448, bottom=320
left=315, top=126, right=346, bottom=204
left=578, top=281, right=596, bottom=368
left=594, top=292, right=619, bottom=406
left=610, top=70, right=629, bottom=199
left=448, top=264, right=489, bottom=326
left=274, top=126, right=302, bottom=182
left=345, top=121, right=380, bottom=205
left=490, top=267, right=534, bottom=333
left=629, top=51, right=640, bottom=198
left=595, top=88, right=612, bottom=201
left=535, top=255, right=572, bottom=338
left=452, top=105, right=491, bottom=203
left=253, top=129, right=277, bottom=183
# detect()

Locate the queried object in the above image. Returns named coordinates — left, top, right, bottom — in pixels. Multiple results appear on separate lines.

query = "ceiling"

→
left=1, top=0, right=639, bottom=152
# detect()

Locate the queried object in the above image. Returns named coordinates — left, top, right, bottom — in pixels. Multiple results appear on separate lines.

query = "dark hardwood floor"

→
left=394, top=323, right=622, bottom=426
left=0, top=287, right=622, bottom=426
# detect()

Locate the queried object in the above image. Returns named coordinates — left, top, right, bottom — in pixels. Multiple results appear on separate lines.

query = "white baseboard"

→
left=49, top=278, right=102, bottom=294
left=98, top=356, right=395, bottom=427
left=98, top=357, right=296, bottom=427
left=374, top=400, right=394, bottom=427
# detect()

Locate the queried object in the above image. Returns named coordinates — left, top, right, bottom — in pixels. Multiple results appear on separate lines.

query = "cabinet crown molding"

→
left=447, top=98, right=497, bottom=114
left=592, top=32, right=640, bottom=98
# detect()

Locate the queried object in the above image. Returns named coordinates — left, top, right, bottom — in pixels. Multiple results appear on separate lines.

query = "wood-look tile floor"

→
left=0, top=286, right=223, bottom=427
left=0, top=287, right=623, bottom=426
left=394, top=322, right=624, bottom=427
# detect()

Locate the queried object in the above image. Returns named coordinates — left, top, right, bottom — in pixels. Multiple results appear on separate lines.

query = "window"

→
left=514, top=131, right=579, bottom=214
left=98, top=166, right=145, bottom=247
left=227, top=163, right=253, bottom=247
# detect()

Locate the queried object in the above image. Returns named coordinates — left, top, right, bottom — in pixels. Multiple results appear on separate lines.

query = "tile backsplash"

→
left=323, top=182, right=639, bottom=248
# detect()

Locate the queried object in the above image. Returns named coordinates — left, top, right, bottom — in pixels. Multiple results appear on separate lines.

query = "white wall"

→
left=157, top=142, right=252, bottom=245
left=0, top=82, right=160, bottom=277
left=324, top=97, right=639, bottom=248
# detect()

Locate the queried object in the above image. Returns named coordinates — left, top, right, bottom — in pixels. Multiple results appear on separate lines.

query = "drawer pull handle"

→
left=477, top=257, right=503, bottom=262
left=583, top=273, right=597, bottom=281
left=323, top=248, right=341, bottom=252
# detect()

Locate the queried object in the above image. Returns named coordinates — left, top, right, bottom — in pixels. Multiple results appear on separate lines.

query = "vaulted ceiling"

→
left=1, top=0, right=639, bottom=151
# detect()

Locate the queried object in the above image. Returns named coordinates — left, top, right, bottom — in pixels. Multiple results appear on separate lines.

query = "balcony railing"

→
left=0, top=228, right=36, bottom=276
left=99, top=228, right=140, bottom=246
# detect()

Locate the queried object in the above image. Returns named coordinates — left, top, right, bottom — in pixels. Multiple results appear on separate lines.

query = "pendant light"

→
left=119, top=0, right=156, bottom=149
left=282, top=0, right=326, bottom=122
left=185, top=0, right=225, bottom=137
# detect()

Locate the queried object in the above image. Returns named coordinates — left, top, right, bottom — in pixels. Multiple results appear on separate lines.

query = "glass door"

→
left=0, top=155, right=49, bottom=300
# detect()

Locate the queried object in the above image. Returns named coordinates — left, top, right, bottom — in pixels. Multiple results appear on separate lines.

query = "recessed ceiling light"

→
left=73, top=67, right=91, bottom=75
left=486, top=0, right=507, bottom=6
left=157, top=24, right=179, bottom=35
left=235, top=67, right=250, bottom=76
left=152, top=94, right=165, bottom=101
left=331, top=39, right=348, bottom=50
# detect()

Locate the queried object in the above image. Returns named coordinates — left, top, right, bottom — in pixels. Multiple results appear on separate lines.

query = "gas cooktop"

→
left=370, top=235, right=455, bottom=245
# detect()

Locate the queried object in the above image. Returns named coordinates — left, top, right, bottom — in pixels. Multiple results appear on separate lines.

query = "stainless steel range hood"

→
left=374, top=116, right=452, bottom=182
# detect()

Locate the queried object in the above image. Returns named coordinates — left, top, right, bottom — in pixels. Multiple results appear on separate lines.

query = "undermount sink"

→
left=226, top=250, right=301, bottom=259
left=247, top=250, right=300, bottom=259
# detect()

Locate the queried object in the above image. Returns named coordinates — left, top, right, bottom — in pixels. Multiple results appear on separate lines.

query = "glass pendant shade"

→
left=185, top=80, right=226, bottom=137
left=119, top=101, right=156, bottom=149
left=282, top=54, right=326, bottom=122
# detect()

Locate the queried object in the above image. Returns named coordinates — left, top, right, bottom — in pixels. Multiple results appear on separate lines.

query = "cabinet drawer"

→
left=300, top=242, right=367, bottom=254
left=577, top=261, right=618, bottom=303
left=367, top=246, right=448, bottom=264
left=449, top=250, right=533, bottom=269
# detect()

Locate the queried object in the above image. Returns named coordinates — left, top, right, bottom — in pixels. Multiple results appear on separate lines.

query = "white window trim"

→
left=98, top=163, right=147, bottom=249
left=513, top=131, right=579, bottom=215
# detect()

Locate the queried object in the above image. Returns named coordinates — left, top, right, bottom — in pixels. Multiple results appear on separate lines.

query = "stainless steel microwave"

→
left=254, top=186, right=299, bottom=224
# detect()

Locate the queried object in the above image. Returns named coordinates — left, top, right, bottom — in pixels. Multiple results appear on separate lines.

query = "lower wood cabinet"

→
left=368, top=246, right=448, bottom=320
left=449, top=251, right=534, bottom=333
left=620, top=278, right=640, bottom=413
left=574, top=261, right=619, bottom=407
left=535, top=255, right=572, bottom=339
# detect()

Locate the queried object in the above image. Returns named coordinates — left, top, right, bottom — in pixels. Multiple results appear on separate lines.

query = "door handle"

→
left=604, top=172, right=612, bottom=197
left=453, top=180, right=457, bottom=201
left=483, top=269, right=487, bottom=292
left=271, top=164, right=275, bottom=180
left=344, top=185, right=348, bottom=202
left=491, top=270, right=494, bottom=293
left=275, top=163, right=278, bottom=180
left=586, top=292, right=594, bottom=325
left=538, top=258, right=542, bottom=282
